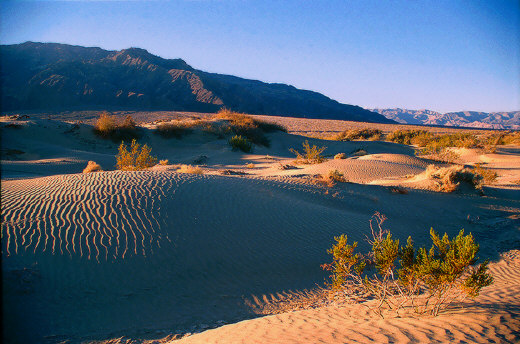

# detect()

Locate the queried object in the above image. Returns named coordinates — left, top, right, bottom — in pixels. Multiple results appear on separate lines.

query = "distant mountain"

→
left=0, top=42, right=391, bottom=123
left=372, top=108, right=520, bottom=130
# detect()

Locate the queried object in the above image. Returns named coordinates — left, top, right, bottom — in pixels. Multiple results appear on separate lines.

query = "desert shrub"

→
left=334, top=128, right=383, bottom=141
left=351, top=148, right=368, bottom=157
left=177, top=164, right=203, bottom=174
left=386, top=130, right=432, bottom=145
left=327, top=169, right=347, bottom=183
left=214, top=109, right=286, bottom=146
left=159, top=159, right=169, bottom=166
left=229, top=135, right=252, bottom=153
left=116, top=139, right=157, bottom=170
left=322, top=212, right=493, bottom=317
left=417, top=146, right=460, bottom=163
left=82, top=161, right=103, bottom=173
left=334, top=153, right=347, bottom=159
left=94, top=113, right=140, bottom=141
left=155, top=121, right=196, bottom=139
left=472, top=163, right=497, bottom=183
left=424, top=165, right=483, bottom=192
left=290, top=140, right=327, bottom=164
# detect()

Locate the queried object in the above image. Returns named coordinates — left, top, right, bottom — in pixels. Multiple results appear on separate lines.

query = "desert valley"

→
left=1, top=4, right=520, bottom=341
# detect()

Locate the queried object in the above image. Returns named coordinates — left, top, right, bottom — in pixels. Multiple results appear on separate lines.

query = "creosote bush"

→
left=116, top=139, right=158, bottom=171
left=322, top=213, right=493, bottom=317
left=94, top=112, right=141, bottom=142
left=290, top=140, right=327, bottom=164
left=472, top=163, right=498, bottom=183
left=424, top=165, right=483, bottom=193
left=334, top=128, right=383, bottom=141
left=229, top=135, right=252, bottom=153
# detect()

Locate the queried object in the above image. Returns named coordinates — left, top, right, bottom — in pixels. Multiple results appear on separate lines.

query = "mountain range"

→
left=372, top=108, right=520, bottom=130
left=0, top=42, right=390, bottom=123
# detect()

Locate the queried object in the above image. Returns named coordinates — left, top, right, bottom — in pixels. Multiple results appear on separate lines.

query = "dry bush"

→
left=290, top=140, right=327, bottom=164
left=351, top=148, right=368, bottom=157
left=386, top=130, right=432, bottom=145
left=229, top=135, right=252, bottom=153
left=424, top=165, right=483, bottom=192
left=83, top=161, right=103, bottom=173
left=155, top=121, right=197, bottom=139
left=334, top=128, right=383, bottom=141
left=246, top=163, right=255, bottom=168
left=327, top=170, right=347, bottom=183
left=334, top=153, right=347, bottom=159
left=389, top=186, right=408, bottom=194
left=322, top=212, right=493, bottom=317
left=214, top=109, right=286, bottom=146
left=177, top=164, right=203, bottom=174
left=417, top=147, right=460, bottom=163
left=94, top=112, right=140, bottom=141
left=159, top=159, right=169, bottom=166
left=116, top=139, right=158, bottom=171
left=472, top=163, right=498, bottom=183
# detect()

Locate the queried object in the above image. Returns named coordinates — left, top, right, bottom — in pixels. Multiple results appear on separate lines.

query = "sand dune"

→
left=2, top=116, right=520, bottom=343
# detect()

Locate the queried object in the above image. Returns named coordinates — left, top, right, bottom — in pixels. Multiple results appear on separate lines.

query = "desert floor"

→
left=1, top=112, right=519, bottom=343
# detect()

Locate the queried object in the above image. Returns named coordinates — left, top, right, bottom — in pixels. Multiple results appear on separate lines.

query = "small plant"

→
left=229, top=135, right=252, bottom=153
left=424, top=165, right=483, bottom=193
left=327, top=169, right=347, bottom=183
left=177, top=164, right=203, bottom=174
left=155, top=121, right=196, bottom=139
left=472, top=163, right=497, bottom=183
left=334, top=153, right=346, bottom=159
left=159, top=159, right=169, bottom=166
left=290, top=140, right=327, bottom=164
left=116, top=139, right=158, bottom=170
left=82, top=161, right=103, bottom=173
left=322, top=213, right=493, bottom=317
left=334, top=128, right=383, bottom=141
left=94, top=112, right=140, bottom=141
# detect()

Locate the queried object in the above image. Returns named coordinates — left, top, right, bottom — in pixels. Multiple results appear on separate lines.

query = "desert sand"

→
left=1, top=113, right=519, bottom=343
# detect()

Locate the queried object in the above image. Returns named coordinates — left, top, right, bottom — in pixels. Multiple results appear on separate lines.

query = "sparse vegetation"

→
left=327, top=169, right=347, bottom=183
left=155, top=121, right=197, bottom=139
left=229, top=135, right=252, bottom=153
left=334, top=153, right=347, bottom=159
left=351, top=148, right=368, bottom=157
left=159, top=159, right=169, bottom=166
left=424, top=164, right=483, bottom=193
left=472, top=163, right=498, bottom=183
left=82, top=161, right=103, bottom=173
left=116, top=139, right=157, bottom=170
left=322, top=212, right=493, bottom=317
left=334, top=128, right=383, bottom=141
left=177, top=164, right=203, bottom=174
left=94, top=112, right=140, bottom=141
left=290, top=140, right=327, bottom=164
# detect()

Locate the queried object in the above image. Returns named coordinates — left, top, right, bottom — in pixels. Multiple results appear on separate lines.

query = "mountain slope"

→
left=0, top=42, right=391, bottom=123
left=372, top=108, right=520, bottom=129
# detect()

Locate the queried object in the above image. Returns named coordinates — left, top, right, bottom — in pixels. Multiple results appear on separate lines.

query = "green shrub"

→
left=386, top=130, right=432, bottom=145
left=322, top=213, right=493, bottom=316
left=116, top=139, right=158, bottom=170
left=229, top=135, right=252, bottom=153
left=290, top=140, right=327, bottom=164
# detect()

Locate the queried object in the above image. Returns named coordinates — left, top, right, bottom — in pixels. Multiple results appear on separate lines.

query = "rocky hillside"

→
left=372, top=108, right=520, bottom=130
left=0, top=42, right=391, bottom=123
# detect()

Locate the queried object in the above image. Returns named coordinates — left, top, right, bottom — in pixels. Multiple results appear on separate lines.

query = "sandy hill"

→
left=1, top=114, right=519, bottom=343
left=0, top=42, right=390, bottom=123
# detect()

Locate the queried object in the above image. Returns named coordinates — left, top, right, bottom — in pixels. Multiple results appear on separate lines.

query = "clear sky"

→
left=1, top=0, right=519, bottom=113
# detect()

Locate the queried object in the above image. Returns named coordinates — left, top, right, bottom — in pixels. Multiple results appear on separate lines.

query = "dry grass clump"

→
left=390, top=186, right=408, bottom=194
left=334, top=153, right=346, bottom=159
left=229, top=135, right=253, bottom=153
left=327, top=169, right=347, bottom=183
left=214, top=109, right=286, bottom=146
left=177, top=164, right=203, bottom=174
left=290, top=140, right=327, bottom=164
left=351, top=148, right=368, bottom=157
left=94, top=112, right=141, bottom=141
left=82, top=161, right=103, bottom=173
left=418, top=147, right=461, bottom=163
left=472, top=163, right=498, bottom=183
left=155, top=120, right=199, bottom=139
left=484, top=131, right=520, bottom=146
left=159, top=159, right=169, bottom=166
left=334, top=128, right=383, bottom=141
left=424, top=165, right=483, bottom=192
left=386, top=130, right=432, bottom=145
left=116, top=139, right=158, bottom=171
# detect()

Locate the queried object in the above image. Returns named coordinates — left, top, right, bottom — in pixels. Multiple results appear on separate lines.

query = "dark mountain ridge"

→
left=0, top=41, right=391, bottom=123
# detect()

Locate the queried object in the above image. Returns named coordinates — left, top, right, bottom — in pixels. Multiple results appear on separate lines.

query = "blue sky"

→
left=1, top=0, right=519, bottom=113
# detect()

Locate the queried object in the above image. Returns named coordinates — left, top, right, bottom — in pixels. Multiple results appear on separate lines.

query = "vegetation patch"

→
left=472, top=163, right=498, bottom=183
left=334, top=153, right=347, bottom=159
left=229, top=135, right=252, bottom=153
left=94, top=112, right=141, bottom=142
left=177, top=164, right=203, bottom=174
left=83, top=161, right=103, bottom=173
left=334, top=128, right=383, bottom=141
left=322, top=212, right=493, bottom=317
left=155, top=121, right=198, bottom=139
left=424, top=164, right=483, bottom=193
left=116, top=139, right=158, bottom=171
left=290, top=140, right=327, bottom=164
